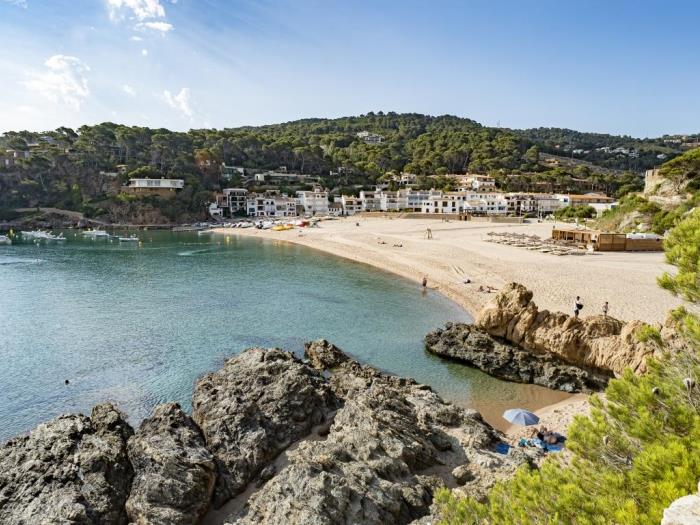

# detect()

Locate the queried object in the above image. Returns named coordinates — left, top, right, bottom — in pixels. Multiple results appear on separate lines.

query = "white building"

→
left=467, top=174, right=496, bottom=191
left=420, top=192, right=507, bottom=215
left=336, top=195, right=363, bottom=215
left=356, top=131, right=384, bottom=144
left=128, top=178, right=184, bottom=190
left=296, top=189, right=329, bottom=216
left=216, top=188, right=248, bottom=216
left=246, top=193, right=298, bottom=218
left=359, top=190, right=382, bottom=212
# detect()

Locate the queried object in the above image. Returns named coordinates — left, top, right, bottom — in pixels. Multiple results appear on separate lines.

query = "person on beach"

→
left=425, top=227, right=433, bottom=239
left=422, top=276, right=428, bottom=289
left=603, top=301, right=609, bottom=317
left=573, top=296, right=583, bottom=318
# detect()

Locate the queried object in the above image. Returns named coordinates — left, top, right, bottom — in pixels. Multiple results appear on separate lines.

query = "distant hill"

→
left=0, top=113, right=697, bottom=221
left=514, top=126, right=698, bottom=172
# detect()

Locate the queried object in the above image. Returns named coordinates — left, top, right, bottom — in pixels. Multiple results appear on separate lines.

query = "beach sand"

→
left=212, top=217, right=684, bottom=433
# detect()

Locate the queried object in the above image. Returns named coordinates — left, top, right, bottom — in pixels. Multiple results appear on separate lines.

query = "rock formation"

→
left=0, top=404, right=133, bottom=525
left=425, top=322, right=611, bottom=392
left=0, top=342, right=532, bottom=525
left=226, top=341, right=531, bottom=525
left=191, top=347, right=340, bottom=506
left=476, top=282, right=661, bottom=375
left=661, top=481, right=700, bottom=525
left=125, top=403, right=216, bottom=525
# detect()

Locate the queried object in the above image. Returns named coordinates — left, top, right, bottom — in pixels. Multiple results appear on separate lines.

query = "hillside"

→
left=0, top=113, right=697, bottom=223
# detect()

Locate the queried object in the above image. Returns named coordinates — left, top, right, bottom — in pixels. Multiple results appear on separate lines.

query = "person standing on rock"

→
left=603, top=301, right=609, bottom=317
left=574, top=296, right=583, bottom=318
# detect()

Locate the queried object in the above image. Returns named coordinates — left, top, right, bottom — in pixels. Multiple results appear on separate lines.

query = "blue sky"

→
left=1, top=0, right=698, bottom=137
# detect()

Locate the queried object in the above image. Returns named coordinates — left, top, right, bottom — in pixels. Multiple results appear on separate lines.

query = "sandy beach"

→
left=212, top=217, right=685, bottom=434
left=213, top=217, right=684, bottom=323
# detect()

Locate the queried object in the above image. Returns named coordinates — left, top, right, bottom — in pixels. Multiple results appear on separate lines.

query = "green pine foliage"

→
left=436, top=208, right=700, bottom=525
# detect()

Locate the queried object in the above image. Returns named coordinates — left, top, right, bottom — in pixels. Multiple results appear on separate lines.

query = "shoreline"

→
left=213, top=218, right=653, bottom=430
left=211, top=216, right=685, bottom=434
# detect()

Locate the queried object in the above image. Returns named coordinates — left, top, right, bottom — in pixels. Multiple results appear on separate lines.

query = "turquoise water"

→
left=0, top=231, right=564, bottom=440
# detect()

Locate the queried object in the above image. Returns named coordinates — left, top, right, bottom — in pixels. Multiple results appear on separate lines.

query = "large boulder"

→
left=661, top=481, right=700, bottom=525
left=425, top=323, right=611, bottom=392
left=476, top=282, right=660, bottom=375
left=191, top=347, right=339, bottom=506
left=0, top=404, right=133, bottom=525
left=226, top=345, right=525, bottom=525
left=125, top=403, right=216, bottom=525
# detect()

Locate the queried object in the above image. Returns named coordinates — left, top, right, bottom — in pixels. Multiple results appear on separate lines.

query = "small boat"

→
left=0, top=235, right=11, bottom=245
left=82, top=229, right=111, bottom=239
left=118, top=235, right=139, bottom=242
left=20, top=230, right=65, bottom=241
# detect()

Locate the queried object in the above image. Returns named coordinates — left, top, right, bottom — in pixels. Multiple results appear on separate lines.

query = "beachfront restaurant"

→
left=551, top=227, right=663, bottom=252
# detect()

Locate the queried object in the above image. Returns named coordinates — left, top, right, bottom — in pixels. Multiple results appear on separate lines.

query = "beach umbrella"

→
left=503, top=408, right=540, bottom=426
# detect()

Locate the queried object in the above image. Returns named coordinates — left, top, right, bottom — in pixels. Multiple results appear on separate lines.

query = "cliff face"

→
left=0, top=342, right=527, bottom=525
left=476, top=283, right=660, bottom=376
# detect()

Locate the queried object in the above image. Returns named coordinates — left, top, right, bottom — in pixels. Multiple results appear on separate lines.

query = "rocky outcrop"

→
left=229, top=340, right=529, bottom=524
left=476, top=282, right=660, bottom=375
left=1, top=342, right=532, bottom=525
left=191, top=347, right=340, bottom=506
left=303, top=339, right=351, bottom=370
left=125, top=403, right=216, bottom=525
left=661, top=481, right=700, bottom=525
left=425, top=323, right=611, bottom=392
left=0, top=404, right=134, bottom=525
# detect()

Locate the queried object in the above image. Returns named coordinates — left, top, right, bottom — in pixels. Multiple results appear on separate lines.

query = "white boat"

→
left=118, top=235, right=139, bottom=242
left=82, top=229, right=111, bottom=238
left=21, top=230, right=65, bottom=241
left=0, top=235, right=11, bottom=245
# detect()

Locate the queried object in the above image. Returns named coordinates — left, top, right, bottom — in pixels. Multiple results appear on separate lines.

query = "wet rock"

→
left=191, top=347, right=339, bottom=507
left=425, top=322, right=611, bottom=392
left=125, top=403, right=216, bottom=525
left=0, top=403, right=133, bottom=525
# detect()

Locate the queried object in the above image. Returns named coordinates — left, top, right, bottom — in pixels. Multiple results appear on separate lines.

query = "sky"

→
left=0, top=0, right=699, bottom=137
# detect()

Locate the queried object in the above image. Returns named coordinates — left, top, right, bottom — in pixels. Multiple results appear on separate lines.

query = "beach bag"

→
left=576, top=303, right=583, bottom=311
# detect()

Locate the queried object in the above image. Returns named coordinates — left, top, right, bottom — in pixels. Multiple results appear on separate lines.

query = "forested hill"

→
left=514, top=126, right=698, bottom=172
left=0, top=112, right=696, bottom=222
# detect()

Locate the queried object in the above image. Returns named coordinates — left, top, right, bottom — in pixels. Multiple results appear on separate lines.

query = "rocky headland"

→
left=0, top=341, right=534, bottom=525
left=425, top=283, right=669, bottom=393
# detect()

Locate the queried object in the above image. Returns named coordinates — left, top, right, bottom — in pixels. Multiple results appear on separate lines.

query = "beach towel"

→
left=495, top=442, right=511, bottom=455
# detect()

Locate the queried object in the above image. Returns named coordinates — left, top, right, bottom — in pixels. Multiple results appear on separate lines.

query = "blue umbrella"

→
left=503, top=408, right=540, bottom=426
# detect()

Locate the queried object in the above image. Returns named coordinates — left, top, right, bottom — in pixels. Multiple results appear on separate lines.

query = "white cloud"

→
left=24, top=55, right=90, bottom=111
left=122, top=84, right=136, bottom=96
left=141, top=48, right=148, bottom=56
left=106, top=0, right=165, bottom=21
left=163, top=87, right=192, bottom=118
left=3, top=0, right=27, bottom=8
left=130, top=35, right=143, bottom=41
left=136, top=21, right=173, bottom=32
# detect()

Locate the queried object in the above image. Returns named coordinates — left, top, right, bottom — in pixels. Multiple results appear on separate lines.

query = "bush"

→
left=436, top=351, right=700, bottom=525
left=554, top=205, right=596, bottom=220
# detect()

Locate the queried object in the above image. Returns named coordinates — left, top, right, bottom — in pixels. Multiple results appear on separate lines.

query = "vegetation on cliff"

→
left=436, top=205, right=700, bottom=524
